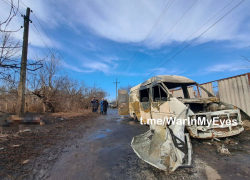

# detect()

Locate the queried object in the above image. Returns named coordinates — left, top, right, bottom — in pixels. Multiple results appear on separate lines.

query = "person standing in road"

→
left=103, top=99, right=108, bottom=115
left=95, top=99, right=99, bottom=112
left=91, top=97, right=96, bottom=112
left=100, top=98, right=104, bottom=114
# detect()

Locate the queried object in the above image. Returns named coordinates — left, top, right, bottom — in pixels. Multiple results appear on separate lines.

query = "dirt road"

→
left=1, top=109, right=250, bottom=179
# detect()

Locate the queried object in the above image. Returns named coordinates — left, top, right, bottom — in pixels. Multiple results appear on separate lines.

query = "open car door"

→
left=118, top=90, right=129, bottom=115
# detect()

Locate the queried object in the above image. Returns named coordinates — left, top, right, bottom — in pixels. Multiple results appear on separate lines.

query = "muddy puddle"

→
left=87, top=129, right=112, bottom=140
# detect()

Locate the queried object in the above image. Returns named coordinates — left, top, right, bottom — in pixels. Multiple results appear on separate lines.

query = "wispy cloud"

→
left=61, top=61, right=93, bottom=73
left=100, top=55, right=121, bottom=63
left=62, top=0, right=250, bottom=48
left=82, top=61, right=110, bottom=73
left=81, top=59, right=120, bottom=75
left=149, top=68, right=186, bottom=76
left=205, top=62, right=250, bottom=72
left=2, top=0, right=250, bottom=83
left=6, top=0, right=249, bottom=50
left=0, top=0, right=61, bottom=49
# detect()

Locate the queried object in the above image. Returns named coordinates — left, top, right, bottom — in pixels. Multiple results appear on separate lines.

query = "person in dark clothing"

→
left=94, top=100, right=99, bottom=112
left=91, top=97, right=96, bottom=112
left=103, top=99, right=108, bottom=115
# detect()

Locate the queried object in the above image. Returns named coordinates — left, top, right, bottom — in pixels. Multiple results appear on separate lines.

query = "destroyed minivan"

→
left=118, top=75, right=245, bottom=172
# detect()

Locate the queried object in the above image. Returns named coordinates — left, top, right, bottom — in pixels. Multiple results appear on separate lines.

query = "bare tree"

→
left=0, top=32, right=43, bottom=82
left=0, top=32, right=22, bottom=81
left=31, top=52, right=61, bottom=112
left=0, top=49, right=107, bottom=113
left=29, top=52, right=107, bottom=112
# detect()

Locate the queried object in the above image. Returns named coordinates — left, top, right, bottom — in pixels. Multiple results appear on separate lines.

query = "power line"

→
left=29, top=11, right=82, bottom=79
left=30, top=24, right=52, bottom=53
left=155, top=0, right=198, bottom=46
left=127, top=0, right=197, bottom=79
left=31, top=12, right=63, bottom=58
left=132, top=0, right=236, bottom=84
left=19, top=0, right=27, bottom=7
left=133, top=0, right=245, bottom=85
left=115, top=0, right=175, bottom=80
left=4, top=0, right=81, bottom=80
left=16, top=0, right=83, bottom=79
left=2, top=0, right=88, bottom=85
left=102, top=1, right=175, bottom=91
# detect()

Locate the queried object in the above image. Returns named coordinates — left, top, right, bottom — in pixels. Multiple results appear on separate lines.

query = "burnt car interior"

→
left=152, top=85, right=168, bottom=101
left=140, top=88, right=149, bottom=102
left=138, top=82, right=234, bottom=114
left=163, top=82, right=196, bottom=98
left=163, top=82, right=219, bottom=113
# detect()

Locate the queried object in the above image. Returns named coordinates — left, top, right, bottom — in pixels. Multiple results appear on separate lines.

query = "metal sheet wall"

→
left=172, top=89, right=184, bottom=98
left=188, top=87, right=195, bottom=98
left=201, top=83, right=214, bottom=98
left=171, top=87, right=194, bottom=98
left=218, top=74, right=250, bottom=116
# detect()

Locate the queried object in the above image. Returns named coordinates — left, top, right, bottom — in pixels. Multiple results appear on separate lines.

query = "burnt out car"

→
left=118, top=75, right=246, bottom=172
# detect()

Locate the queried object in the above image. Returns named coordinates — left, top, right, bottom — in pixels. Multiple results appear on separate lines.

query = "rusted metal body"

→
left=118, top=75, right=247, bottom=172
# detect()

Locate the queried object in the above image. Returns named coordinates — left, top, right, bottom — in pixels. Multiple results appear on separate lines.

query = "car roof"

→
left=130, top=75, right=196, bottom=92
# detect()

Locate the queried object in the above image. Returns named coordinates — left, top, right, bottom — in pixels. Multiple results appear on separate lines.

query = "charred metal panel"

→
left=151, top=101, right=172, bottom=121
left=129, top=90, right=140, bottom=119
left=140, top=101, right=151, bottom=122
left=218, top=74, right=250, bottom=116
left=141, top=75, right=195, bottom=87
left=201, top=83, right=214, bottom=98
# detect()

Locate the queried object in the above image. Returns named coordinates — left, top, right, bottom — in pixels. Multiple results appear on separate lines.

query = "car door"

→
left=159, top=83, right=193, bottom=119
left=151, top=84, right=174, bottom=121
left=139, top=87, right=151, bottom=123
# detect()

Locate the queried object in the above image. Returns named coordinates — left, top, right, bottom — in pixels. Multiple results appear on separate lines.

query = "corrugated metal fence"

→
left=217, top=73, right=250, bottom=116
left=201, top=83, right=214, bottom=98
left=171, top=73, right=250, bottom=116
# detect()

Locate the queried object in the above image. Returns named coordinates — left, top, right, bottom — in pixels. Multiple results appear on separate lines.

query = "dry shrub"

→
left=0, top=52, right=107, bottom=113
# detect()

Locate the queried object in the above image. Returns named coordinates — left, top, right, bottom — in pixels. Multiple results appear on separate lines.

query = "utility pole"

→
left=18, top=7, right=31, bottom=113
left=113, top=79, right=120, bottom=106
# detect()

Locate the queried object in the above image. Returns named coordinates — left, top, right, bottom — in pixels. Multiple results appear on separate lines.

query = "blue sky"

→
left=1, top=0, right=250, bottom=100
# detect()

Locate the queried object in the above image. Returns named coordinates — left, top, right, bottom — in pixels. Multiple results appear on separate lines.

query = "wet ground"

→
left=44, top=109, right=204, bottom=180
left=1, top=109, right=250, bottom=179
